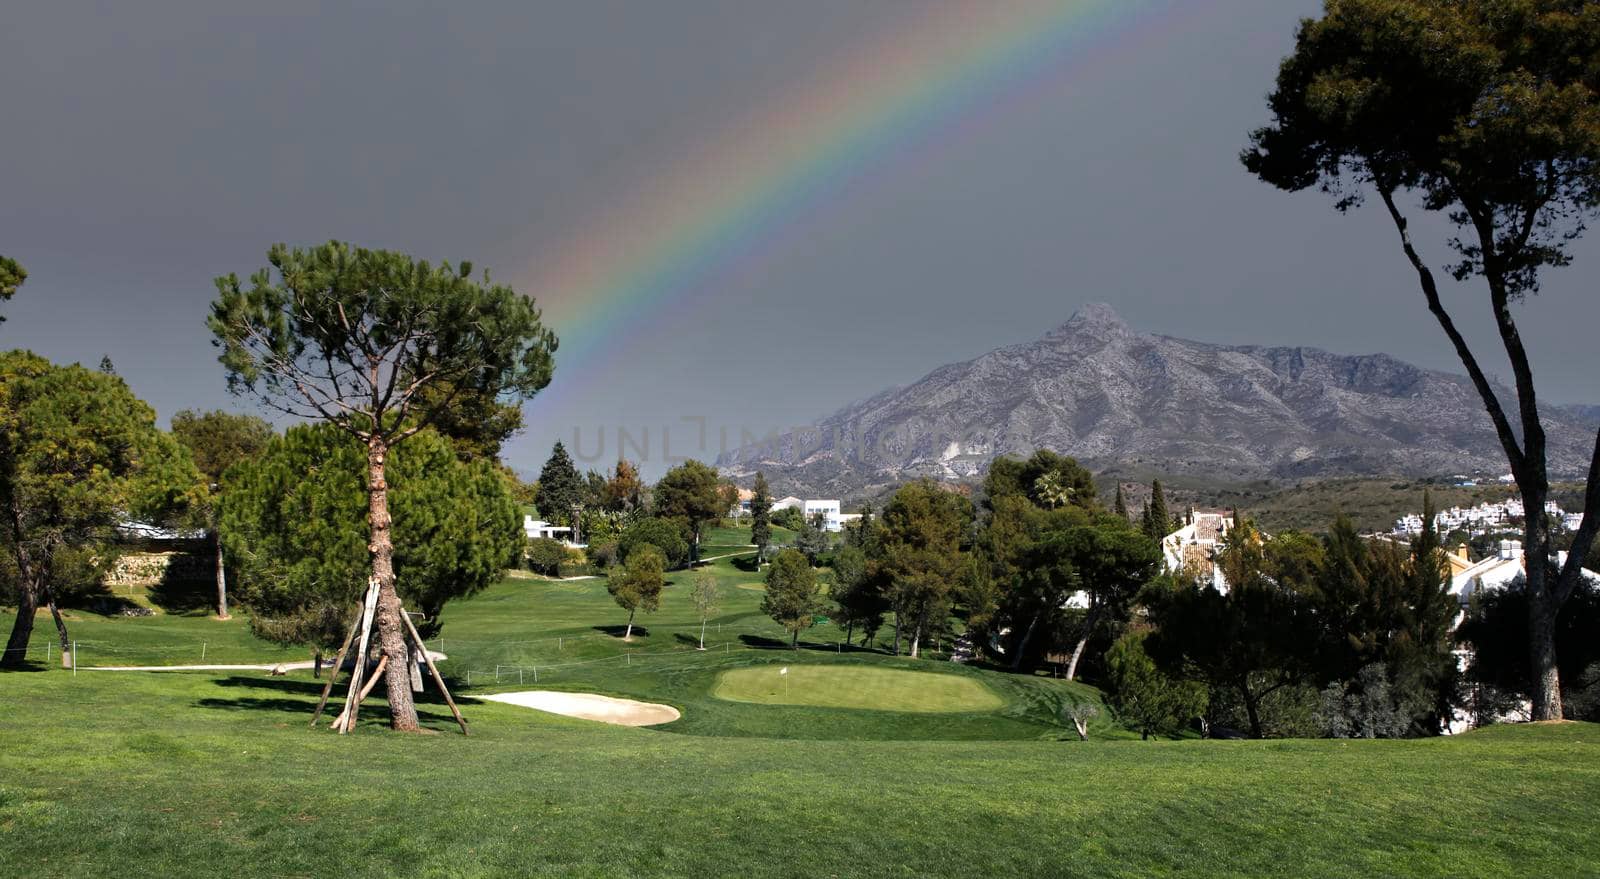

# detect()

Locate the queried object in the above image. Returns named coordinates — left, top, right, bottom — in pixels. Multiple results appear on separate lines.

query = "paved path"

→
left=695, top=549, right=758, bottom=563
left=87, top=650, right=447, bottom=672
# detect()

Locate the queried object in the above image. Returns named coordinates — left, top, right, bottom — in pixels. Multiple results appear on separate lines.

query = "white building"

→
left=1161, top=510, right=1236, bottom=593
left=523, top=515, right=583, bottom=547
left=803, top=499, right=843, bottom=532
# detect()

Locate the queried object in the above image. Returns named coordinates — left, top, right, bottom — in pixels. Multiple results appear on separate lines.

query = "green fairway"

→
left=713, top=664, right=1005, bottom=712
left=6, top=550, right=1600, bottom=877
left=2, top=671, right=1598, bottom=878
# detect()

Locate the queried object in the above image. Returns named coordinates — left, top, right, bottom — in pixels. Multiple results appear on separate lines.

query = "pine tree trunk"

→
left=846, top=620, right=854, bottom=648
left=2, top=574, right=37, bottom=667
left=3, top=503, right=40, bottom=668
left=214, top=530, right=230, bottom=619
left=367, top=437, right=419, bottom=732
left=44, top=582, right=71, bottom=668
left=909, top=624, right=921, bottom=659
left=1528, top=581, right=1563, bottom=720
left=1523, top=499, right=1564, bottom=720
left=892, top=615, right=902, bottom=656
left=1241, top=680, right=1264, bottom=739
left=1011, top=610, right=1043, bottom=672
left=1064, top=603, right=1102, bottom=682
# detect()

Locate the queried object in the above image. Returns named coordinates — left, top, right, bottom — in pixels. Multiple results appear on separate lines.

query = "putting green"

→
left=712, top=665, right=1005, bottom=713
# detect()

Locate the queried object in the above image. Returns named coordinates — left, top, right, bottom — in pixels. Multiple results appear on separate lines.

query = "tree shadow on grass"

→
left=145, top=568, right=215, bottom=615
left=591, top=624, right=650, bottom=639
left=196, top=675, right=463, bottom=726
left=737, top=633, right=794, bottom=650
left=731, top=555, right=760, bottom=573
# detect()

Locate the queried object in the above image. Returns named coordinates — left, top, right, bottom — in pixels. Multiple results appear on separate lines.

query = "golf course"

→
left=4, top=528, right=1599, bottom=878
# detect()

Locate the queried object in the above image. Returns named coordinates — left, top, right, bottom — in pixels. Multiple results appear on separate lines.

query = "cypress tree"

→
left=1114, top=483, right=1128, bottom=521
left=750, top=471, right=772, bottom=556
left=535, top=440, right=583, bottom=528
left=1148, top=479, right=1170, bottom=539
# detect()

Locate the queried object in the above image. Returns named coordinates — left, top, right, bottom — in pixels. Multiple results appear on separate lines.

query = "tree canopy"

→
left=608, top=543, right=665, bottom=642
left=535, top=441, right=583, bottom=527
left=1, top=351, right=200, bottom=666
left=762, top=548, right=821, bottom=648
left=653, top=460, right=723, bottom=549
left=877, top=480, right=972, bottom=657
left=171, top=409, right=275, bottom=485
left=219, top=424, right=520, bottom=647
left=1243, top=0, right=1600, bottom=721
left=0, top=256, right=23, bottom=325
left=619, top=516, right=691, bottom=570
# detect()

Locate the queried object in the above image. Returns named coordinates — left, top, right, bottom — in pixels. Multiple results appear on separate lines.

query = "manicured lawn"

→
left=712, top=664, right=1005, bottom=712
left=6, top=550, right=1600, bottom=876
left=2, top=671, right=1598, bottom=878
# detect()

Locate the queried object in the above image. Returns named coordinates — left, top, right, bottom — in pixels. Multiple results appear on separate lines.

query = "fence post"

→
left=533, top=667, right=538, bottom=683
left=519, top=668, right=524, bottom=685
left=495, top=665, right=502, bottom=682
left=467, top=670, right=473, bottom=687
left=201, top=641, right=207, bottom=662
left=71, top=641, right=77, bottom=676
left=627, top=653, right=631, bottom=667
left=558, top=637, right=562, bottom=651
left=45, top=641, right=51, bottom=664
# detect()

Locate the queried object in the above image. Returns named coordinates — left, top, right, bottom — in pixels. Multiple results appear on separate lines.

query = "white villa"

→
left=1448, top=539, right=1600, bottom=619
left=1161, top=510, right=1237, bottom=592
left=740, top=495, right=850, bottom=532
left=523, top=515, right=584, bottom=548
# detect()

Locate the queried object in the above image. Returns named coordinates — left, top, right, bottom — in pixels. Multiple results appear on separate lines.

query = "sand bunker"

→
left=479, top=690, right=680, bottom=726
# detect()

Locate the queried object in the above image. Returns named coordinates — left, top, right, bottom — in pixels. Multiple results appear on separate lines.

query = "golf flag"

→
left=779, top=667, right=789, bottom=675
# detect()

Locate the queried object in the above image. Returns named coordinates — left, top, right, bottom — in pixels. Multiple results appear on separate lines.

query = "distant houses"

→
left=1393, top=498, right=1571, bottom=538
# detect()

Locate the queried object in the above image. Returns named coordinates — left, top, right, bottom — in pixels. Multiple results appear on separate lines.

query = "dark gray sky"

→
left=3, top=1, right=1596, bottom=479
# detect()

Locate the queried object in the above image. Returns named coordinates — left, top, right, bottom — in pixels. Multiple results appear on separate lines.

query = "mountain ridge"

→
left=716, top=304, right=1597, bottom=498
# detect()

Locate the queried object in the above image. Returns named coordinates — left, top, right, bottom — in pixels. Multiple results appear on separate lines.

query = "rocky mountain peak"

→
left=1043, top=302, right=1136, bottom=345
left=716, top=309, right=1598, bottom=499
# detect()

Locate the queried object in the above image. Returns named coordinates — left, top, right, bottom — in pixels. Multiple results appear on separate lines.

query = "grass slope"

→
left=2, top=671, right=1597, bottom=878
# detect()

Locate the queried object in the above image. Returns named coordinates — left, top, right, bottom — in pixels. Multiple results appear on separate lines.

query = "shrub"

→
left=526, top=537, right=568, bottom=576
left=620, top=517, right=690, bottom=569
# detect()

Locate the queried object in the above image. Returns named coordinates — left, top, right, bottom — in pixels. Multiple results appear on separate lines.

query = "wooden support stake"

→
left=332, top=654, right=389, bottom=732
left=400, top=608, right=469, bottom=736
left=337, top=582, right=381, bottom=735
left=310, top=609, right=364, bottom=728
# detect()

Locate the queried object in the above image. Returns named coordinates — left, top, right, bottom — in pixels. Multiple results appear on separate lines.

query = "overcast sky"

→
left=3, top=1, right=1596, bottom=479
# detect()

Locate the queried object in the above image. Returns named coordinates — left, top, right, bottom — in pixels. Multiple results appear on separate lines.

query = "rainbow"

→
left=518, top=0, right=1175, bottom=409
